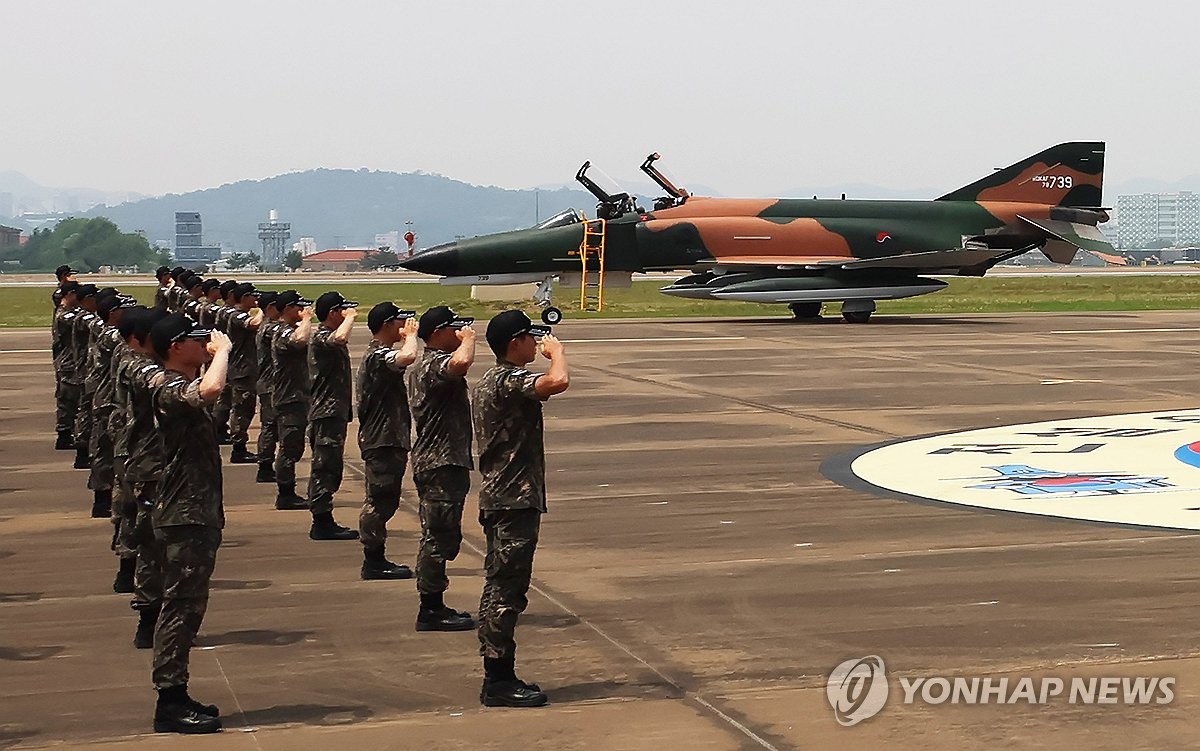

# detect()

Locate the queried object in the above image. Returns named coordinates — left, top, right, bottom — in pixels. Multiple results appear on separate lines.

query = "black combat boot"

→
left=274, top=483, right=309, bottom=510
left=229, top=441, right=258, bottom=464
left=309, top=511, right=359, bottom=541
left=91, top=488, right=112, bottom=519
left=55, top=431, right=73, bottom=450
left=153, top=684, right=221, bottom=734
left=73, top=447, right=91, bottom=469
left=133, top=603, right=159, bottom=649
left=215, top=426, right=231, bottom=446
left=416, top=592, right=475, bottom=631
left=255, top=460, right=276, bottom=483
left=360, top=546, right=413, bottom=580
left=113, top=556, right=135, bottom=594
left=480, top=657, right=547, bottom=707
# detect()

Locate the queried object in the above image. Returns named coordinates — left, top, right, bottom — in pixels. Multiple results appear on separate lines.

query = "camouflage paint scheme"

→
left=402, top=142, right=1111, bottom=323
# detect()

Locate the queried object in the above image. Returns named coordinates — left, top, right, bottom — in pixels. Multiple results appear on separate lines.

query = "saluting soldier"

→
left=356, top=302, right=420, bottom=578
left=209, top=280, right=240, bottom=444
left=270, top=290, right=314, bottom=510
left=197, top=279, right=222, bottom=328
left=306, top=291, right=360, bottom=541
left=53, top=280, right=82, bottom=450
left=225, top=282, right=263, bottom=464
left=146, top=313, right=230, bottom=735
left=116, top=307, right=170, bottom=647
left=472, top=310, right=570, bottom=708
left=407, top=305, right=478, bottom=631
left=180, top=275, right=205, bottom=320
left=88, top=293, right=137, bottom=519
left=70, top=284, right=101, bottom=471
left=50, top=265, right=78, bottom=447
left=253, top=291, right=282, bottom=483
left=152, top=267, right=173, bottom=311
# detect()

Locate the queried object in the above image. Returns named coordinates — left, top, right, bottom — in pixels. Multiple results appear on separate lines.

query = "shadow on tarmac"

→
left=238, top=703, right=373, bottom=727
left=195, top=629, right=314, bottom=647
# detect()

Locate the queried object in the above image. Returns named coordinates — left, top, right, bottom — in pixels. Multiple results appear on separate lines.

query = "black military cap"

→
left=315, top=291, right=359, bottom=321
left=117, top=306, right=147, bottom=340
left=155, top=265, right=171, bottom=278
left=59, top=280, right=81, bottom=296
left=485, top=309, right=550, bottom=357
left=76, top=283, right=100, bottom=299
left=170, top=266, right=186, bottom=279
left=231, top=282, right=259, bottom=300
left=150, top=312, right=212, bottom=357
left=98, top=286, right=119, bottom=298
left=367, top=301, right=417, bottom=334
left=55, top=264, right=76, bottom=280
left=258, top=291, right=279, bottom=310
left=98, top=294, right=137, bottom=321
left=276, top=290, right=313, bottom=309
left=185, top=275, right=205, bottom=291
left=200, top=278, right=221, bottom=293
left=218, top=279, right=239, bottom=297
left=418, top=305, right=473, bottom=341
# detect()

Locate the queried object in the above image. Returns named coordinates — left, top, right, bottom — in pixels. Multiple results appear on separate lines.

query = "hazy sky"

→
left=4, top=1, right=1198, bottom=198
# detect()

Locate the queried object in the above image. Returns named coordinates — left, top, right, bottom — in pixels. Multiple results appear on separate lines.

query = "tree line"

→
left=1, top=217, right=169, bottom=273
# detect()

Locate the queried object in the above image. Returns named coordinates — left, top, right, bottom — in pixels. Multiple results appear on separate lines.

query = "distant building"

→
left=293, top=237, right=318, bottom=257
left=301, top=248, right=369, bottom=272
left=174, top=211, right=222, bottom=264
left=374, top=231, right=400, bottom=251
left=257, top=209, right=291, bottom=267
left=0, top=225, right=21, bottom=247
left=1116, top=192, right=1200, bottom=249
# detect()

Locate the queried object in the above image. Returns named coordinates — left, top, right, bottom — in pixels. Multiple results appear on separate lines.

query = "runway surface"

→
left=2, top=310, right=1199, bottom=750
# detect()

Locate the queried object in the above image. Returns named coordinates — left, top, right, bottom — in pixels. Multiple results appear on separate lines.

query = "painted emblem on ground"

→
left=840, top=409, right=1200, bottom=530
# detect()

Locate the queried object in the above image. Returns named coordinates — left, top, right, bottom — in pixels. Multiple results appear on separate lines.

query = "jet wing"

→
left=820, top=247, right=1022, bottom=271
left=1016, top=215, right=1116, bottom=260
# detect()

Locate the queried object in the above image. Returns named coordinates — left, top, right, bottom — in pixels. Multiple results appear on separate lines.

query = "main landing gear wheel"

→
left=788, top=302, right=822, bottom=320
left=840, top=299, right=876, bottom=324
left=541, top=307, right=563, bottom=325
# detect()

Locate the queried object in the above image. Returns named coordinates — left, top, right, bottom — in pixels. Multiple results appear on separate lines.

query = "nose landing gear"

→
left=533, top=277, right=563, bottom=325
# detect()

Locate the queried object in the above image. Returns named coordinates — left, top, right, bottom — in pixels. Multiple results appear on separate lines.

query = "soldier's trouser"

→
left=477, top=508, right=541, bottom=660
left=74, top=386, right=94, bottom=449
left=55, top=378, right=80, bottom=435
left=87, top=406, right=115, bottom=492
left=274, top=403, right=308, bottom=485
left=228, top=381, right=257, bottom=444
left=152, top=525, right=220, bottom=690
left=359, top=447, right=407, bottom=551
left=307, top=417, right=347, bottom=515
left=212, top=383, right=233, bottom=432
left=414, top=466, right=470, bottom=595
left=256, top=392, right=278, bottom=463
left=133, top=484, right=165, bottom=608
left=111, top=460, right=136, bottom=558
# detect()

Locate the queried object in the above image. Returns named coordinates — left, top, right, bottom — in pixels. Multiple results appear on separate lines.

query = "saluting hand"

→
left=538, top=334, right=563, bottom=359
left=300, top=307, right=313, bottom=321
left=400, top=317, right=418, bottom=339
left=457, top=326, right=476, bottom=345
left=207, top=330, right=233, bottom=355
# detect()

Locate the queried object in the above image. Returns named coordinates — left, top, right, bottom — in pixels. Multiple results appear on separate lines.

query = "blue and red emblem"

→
left=969, top=465, right=1172, bottom=496
left=1174, top=442, right=1200, bottom=469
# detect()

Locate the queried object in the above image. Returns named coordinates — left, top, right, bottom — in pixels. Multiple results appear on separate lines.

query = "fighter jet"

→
left=401, top=142, right=1112, bottom=324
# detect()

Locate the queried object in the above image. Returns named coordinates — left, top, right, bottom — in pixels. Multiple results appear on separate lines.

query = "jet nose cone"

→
left=400, top=242, right=458, bottom=276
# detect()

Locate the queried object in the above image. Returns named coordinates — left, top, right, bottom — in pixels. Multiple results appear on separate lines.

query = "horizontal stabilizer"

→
left=1017, top=215, right=1116, bottom=264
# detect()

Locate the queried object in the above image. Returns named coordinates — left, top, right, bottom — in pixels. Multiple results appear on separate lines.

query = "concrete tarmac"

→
left=2, top=310, right=1199, bottom=750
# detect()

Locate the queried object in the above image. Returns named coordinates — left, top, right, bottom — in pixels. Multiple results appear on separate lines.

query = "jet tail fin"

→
left=937, top=142, right=1104, bottom=207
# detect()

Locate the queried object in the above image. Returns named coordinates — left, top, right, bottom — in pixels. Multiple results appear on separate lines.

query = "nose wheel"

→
left=533, top=277, right=563, bottom=325
left=541, top=307, right=563, bottom=325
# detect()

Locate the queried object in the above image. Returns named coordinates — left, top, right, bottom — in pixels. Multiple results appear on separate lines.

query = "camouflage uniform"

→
left=87, top=325, right=123, bottom=495
left=210, top=305, right=234, bottom=433
left=472, top=360, right=547, bottom=660
left=71, top=309, right=101, bottom=450
left=307, top=325, right=353, bottom=515
left=225, top=309, right=259, bottom=444
left=123, top=353, right=167, bottom=610
left=151, top=371, right=224, bottom=691
left=356, top=339, right=412, bottom=552
left=53, top=306, right=83, bottom=438
left=255, top=319, right=282, bottom=464
left=181, top=295, right=203, bottom=322
left=153, top=283, right=170, bottom=311
left=271, top=321, right=310, bottom=485
left=408, top=348, right=474, bottom=596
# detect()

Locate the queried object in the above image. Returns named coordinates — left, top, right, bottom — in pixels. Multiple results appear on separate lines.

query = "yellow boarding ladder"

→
left=579, top=217, right=606, bottom=311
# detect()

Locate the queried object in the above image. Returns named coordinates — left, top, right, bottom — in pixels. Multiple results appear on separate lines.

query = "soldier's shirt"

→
left=408, top=348, right=473, bottom=474
left=271, top=322, right=310, bottom=407
left=110, top=342, right=137, bottom=459
left=92, top=326, right=124, bottom=410
left=72, top=311, right=100, bottom=391
left=308, top=325, right=352, bottom=422
left=256, top=319, right=282, bottom=395
left=197, top=300, right=218, bottom=329
left=123, top=352, right=166, bottom=479
left=182, top=296, right=202, bottom=321
left=356, top=339, right=411, bottom=451
left=153, top=284, right=171, bottom=311
left=152, top=369, right=224, bottom=529
left=472, top=359, right=546, bottom=512
left=81, top=313, right=108, bottom=392
left=226, top=309, right=259, bottom=384
left=53, top=307, right=80, bottom=380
